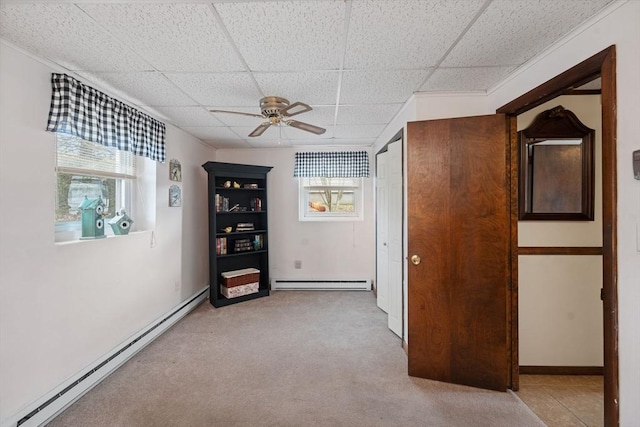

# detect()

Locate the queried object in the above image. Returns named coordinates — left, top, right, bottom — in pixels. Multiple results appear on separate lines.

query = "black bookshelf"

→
left=202, top=161, right=273, bottom=307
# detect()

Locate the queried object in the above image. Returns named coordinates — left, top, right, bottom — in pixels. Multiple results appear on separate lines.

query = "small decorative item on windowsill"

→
left=108, top=209, right=133, bottom=235
left=78, top=196, right=106, bottom=240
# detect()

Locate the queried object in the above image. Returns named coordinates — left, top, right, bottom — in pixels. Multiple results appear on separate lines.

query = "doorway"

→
left=497, top=45, right=618, bottom=426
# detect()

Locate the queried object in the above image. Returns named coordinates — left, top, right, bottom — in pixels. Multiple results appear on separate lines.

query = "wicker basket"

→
left=221, top=268, right=260, bottom=288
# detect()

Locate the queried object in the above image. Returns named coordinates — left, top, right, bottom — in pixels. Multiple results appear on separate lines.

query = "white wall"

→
left=215, top=148, right=375, bottom=283
left=0, top=43, right=213, bottom=421
left=487, top=2, right=639, bottom=423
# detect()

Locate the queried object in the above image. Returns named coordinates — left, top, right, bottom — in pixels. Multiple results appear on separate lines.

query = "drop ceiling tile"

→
left=181, top=126, right=241, bottom=142
left=79, top=3, right=244, bottom=72
left=77, top=72, right=196, bottom=107
left=340, top=70, right=430, bottom=104
left=289, top=138, right=374, bottom=147
left=246, top=139, right=292, bottom=149
left=165, top=73, right=262, bottom=106
left=296, top=106, right=337, bottom=126
left=152, top=106, right=225, bottom=127
left=336, top=104, right=402, bottom=125
left=0, top=4, right=151, bottom=71
left=442, top=0, right=615, bottom=67
left=334, top=125, right=385, bottom=139
left=329, top=139, right=375, bottom=146
left=346, top=0, right=485, bottom=69
left=215, top=1, right=345, bottom=71
left=420, top=66, right=517, bottom=92
left=254, top=72, right=340, bottom=105
left=205, top=139, right=252, bottom=149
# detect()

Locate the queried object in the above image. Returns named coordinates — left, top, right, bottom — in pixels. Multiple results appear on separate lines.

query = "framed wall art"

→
left=169, top=185, right=181, bottom=207
left=169, top=159, right=182, bottom=182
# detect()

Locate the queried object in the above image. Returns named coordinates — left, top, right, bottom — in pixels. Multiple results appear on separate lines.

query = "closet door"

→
left=376, top=151, right=389, bottom=313
left=407, top=114, right=512, bottom=392
left=387, top=140, right=403, bottom=337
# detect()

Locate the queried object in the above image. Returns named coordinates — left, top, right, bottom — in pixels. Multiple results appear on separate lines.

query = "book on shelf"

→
left=236, top=222, right=255, bottom=231
left=215, top=194, right=230, bottom=212
left=250, top=197, right=262, bottom=211
left=216, top=237, right=227, bottom=255
left=234, top=238, right=253, bottom=252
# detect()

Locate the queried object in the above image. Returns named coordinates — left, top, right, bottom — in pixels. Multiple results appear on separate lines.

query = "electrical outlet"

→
left=294, top=260, right=302, bottom=269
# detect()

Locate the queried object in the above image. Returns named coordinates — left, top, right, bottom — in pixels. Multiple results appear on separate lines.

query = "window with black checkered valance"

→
left=46, top=73, right=166, bottom=163
left=293, top=151, right=370, bottom=178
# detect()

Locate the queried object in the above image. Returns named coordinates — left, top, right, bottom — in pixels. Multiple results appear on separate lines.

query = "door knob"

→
left=411, top=254, right=421, bottom=265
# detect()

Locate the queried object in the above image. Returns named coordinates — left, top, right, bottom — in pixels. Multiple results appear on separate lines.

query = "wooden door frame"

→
left=497, top=45, right=618, bottom=426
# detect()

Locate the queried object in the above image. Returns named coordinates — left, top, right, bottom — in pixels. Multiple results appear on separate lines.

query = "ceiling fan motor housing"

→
left=260, top=96, right=290, bottom=117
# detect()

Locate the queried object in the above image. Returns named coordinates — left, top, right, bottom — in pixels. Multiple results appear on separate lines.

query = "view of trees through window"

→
left=303, top=177, right=359, bottom=215
left=307, top=189, right=355, bottom=213
left=55, top=173, right=116, bottom=223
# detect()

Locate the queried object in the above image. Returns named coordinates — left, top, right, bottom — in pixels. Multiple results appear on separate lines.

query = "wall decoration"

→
left=169, top=159, right=182, bottom=182
left=169, top=185, right=181, bottom=207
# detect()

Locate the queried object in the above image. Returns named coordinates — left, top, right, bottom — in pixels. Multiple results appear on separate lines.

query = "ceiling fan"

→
left=210, top=96, right=326, bottom=137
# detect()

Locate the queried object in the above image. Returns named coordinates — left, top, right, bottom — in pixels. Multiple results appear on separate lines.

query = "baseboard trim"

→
left=3, top=286, right=209, bottom=427
left=519, top=365, right=604, bottom=375
left=402, top=340, right=408, bottom=355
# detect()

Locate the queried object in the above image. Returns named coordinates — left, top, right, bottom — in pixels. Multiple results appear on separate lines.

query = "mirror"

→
left=519, top=106, right=594, bottom=221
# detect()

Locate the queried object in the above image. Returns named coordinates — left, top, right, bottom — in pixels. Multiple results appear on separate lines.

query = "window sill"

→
left=54, top=230, right=151, bottom=245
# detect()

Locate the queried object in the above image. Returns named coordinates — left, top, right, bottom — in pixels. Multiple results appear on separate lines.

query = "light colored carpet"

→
left=47, top=291, right=544, bottom=427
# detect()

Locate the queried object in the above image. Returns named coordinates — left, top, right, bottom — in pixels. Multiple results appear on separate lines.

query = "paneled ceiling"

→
left=0, top=0, right=614, bottom=149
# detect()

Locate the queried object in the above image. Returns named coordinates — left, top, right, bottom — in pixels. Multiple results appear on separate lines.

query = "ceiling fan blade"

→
left=209, top=109, right=264, bottom=118
left=286, top=119, right=326, bottom=135
left=280, top=101, right=312, bottom=117
left=248, top=122, right=272, bottom=137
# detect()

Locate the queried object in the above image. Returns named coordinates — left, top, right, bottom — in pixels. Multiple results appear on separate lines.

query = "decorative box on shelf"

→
left=221, top=282, right=259, bottom=299
left=221, top=268, right=260, bottom=288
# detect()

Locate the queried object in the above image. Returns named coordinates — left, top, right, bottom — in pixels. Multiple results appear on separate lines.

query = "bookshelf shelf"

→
left=202, top=161, right=273, bottom=308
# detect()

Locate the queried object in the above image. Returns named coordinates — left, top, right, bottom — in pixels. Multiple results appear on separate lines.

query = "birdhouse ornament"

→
left=78, top=196, right=106, bottom=240
left=108, top=209, right=133, bottom=235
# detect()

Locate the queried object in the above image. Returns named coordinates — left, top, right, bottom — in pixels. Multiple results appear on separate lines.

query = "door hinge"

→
left=600, top=288, right=605, bottom=301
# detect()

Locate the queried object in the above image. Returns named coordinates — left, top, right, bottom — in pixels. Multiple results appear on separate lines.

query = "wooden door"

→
left=407, top=114, right=511, bottom=392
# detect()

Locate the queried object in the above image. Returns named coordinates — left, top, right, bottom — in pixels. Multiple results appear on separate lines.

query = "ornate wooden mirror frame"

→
left=518, top=105, right=595, bottom=220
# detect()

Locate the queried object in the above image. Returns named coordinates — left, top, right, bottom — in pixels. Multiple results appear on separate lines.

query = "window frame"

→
left=54, top=134, right=138, bottom=242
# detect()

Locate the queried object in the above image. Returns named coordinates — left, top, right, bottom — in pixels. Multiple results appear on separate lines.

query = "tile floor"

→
left=516, top=375, right=604, bottom=427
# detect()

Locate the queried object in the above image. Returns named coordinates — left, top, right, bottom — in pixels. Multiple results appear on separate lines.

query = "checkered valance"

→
left=46, top=73, right=166, bottom=163
left=294, top=151, right=370, bottom=178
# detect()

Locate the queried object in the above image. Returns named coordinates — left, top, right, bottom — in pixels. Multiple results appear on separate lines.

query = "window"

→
left=55, top=134, right=137, bottom=242
left=299, top=177, right=363, bottom=221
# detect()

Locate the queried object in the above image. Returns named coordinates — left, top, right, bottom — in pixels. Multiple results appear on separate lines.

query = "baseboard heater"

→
left=4, top=287, right=208, bottom=427
left=271, top=279, right=371, bottom=291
